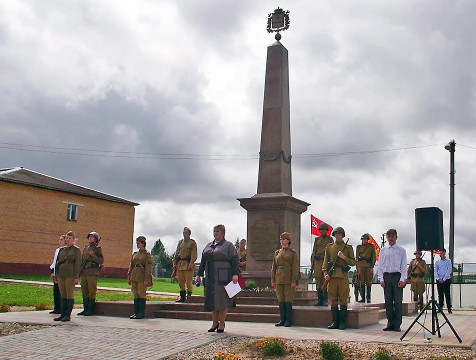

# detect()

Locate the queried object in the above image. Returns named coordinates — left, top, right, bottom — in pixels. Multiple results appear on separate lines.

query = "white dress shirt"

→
left=377, top=244, right=407, bottom=283
left=50, top=247, right=61, bottom=276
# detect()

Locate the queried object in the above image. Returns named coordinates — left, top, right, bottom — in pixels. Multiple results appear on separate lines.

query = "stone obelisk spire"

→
left=239, top=8, right=309, bottom=286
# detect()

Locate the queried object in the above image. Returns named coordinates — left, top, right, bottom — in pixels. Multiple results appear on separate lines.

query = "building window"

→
left=67, top=203, right=78, bottom=221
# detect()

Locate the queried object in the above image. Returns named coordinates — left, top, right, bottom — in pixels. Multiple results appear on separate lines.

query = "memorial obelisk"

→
left=238, top=8, right=310, bottom=287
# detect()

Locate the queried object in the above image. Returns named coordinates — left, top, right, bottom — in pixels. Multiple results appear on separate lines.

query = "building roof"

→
left=0, top=167, right=139, bottom=206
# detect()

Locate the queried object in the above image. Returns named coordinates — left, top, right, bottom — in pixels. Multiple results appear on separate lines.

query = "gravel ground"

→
left=164, top=336, right=476, bottom=360
left=0, top=322, right=51, bottom=337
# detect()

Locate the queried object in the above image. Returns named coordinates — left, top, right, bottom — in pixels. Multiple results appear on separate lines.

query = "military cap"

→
left=183, top=227, right=191, bottom=233
left=332, top=226, right=346, bottom=237
left=280, top=232, right=291, bottom=240
left=361, top=233, right=370, bottom=240
left=414, top=250, right=422, bottom=255
left=318, top=222, right=329, bottom=230
left=87, top=231, right=101, bottom=241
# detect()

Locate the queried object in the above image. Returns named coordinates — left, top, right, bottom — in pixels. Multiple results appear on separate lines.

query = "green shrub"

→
left=0, top=304, right=11, bottom=312
left=320, top=341, right=344, bottom=360
left=257, top=337, right=287, bottom=356
left=35, top=302, right=51, bottom=311
left=373, top=347, right=393, bottom=360
left=244, top=280, right=257, bottom=290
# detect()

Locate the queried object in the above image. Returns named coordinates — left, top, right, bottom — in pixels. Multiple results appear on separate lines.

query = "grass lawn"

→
left=0, top=283, right=178, bottom=308
left=0, top=274, right=204, bottom=301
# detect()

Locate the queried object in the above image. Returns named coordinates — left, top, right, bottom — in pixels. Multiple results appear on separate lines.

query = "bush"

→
left=257, top=337, right=287, bottom=356
left=0, top=304, right=11, bottom=313
left=373, top=347, right=393, bottom=360
left=320, top=341, right=344, bottom=360
left=244, top=280, right=257, bottom=290
left=35, top=302, right=51, bottom=311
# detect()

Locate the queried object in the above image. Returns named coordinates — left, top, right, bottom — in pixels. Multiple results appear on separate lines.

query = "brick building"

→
left=0, top=167, right=139, bottom=277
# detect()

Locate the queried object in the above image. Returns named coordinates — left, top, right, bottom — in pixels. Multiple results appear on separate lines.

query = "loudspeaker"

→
left=415, top=207, right=444, bottom=251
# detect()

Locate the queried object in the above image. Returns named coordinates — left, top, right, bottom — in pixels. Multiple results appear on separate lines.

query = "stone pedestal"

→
left=238, top=193, right=309, bottom=287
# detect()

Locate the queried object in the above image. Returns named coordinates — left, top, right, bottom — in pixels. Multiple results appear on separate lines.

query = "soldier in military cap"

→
left=78, top=231, right=104, bottom=316
left=172, top=227, right=198, bottom=302
left=407, top=250, right=427, bottom=310
left=311, top=222, right=334, bottom=306
left=323, top=226, right=356, bottom=330
left=356, top=233, right=376, bottom=303
left=127, top=236, right=152, bottom=319
left=53, top=231, right=81, bottom=322
left=271, top=232, right=299, bottom=327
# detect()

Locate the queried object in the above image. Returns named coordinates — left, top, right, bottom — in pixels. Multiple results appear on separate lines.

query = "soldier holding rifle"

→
left=322, top=227, right=355, bottom=330
left=407, top=250, right=427, bottom=311
left=311, top=223, right=333, bottom=306
left=78, top=231, right=104, bottom=316
left=356, top=233, right=376, bottom=303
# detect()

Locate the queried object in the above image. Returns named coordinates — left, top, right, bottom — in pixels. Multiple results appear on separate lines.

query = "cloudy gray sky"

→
left=1, top=0, right=475, bottom=264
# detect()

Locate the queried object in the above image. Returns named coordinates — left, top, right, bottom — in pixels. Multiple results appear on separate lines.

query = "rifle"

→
left=321, top=238, right=351, bottom=291
left=407, top=252, right=426, bottom=282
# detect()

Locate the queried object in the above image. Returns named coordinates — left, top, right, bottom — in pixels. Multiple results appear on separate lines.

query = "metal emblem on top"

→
left=267, top=7, right=290, bottom=41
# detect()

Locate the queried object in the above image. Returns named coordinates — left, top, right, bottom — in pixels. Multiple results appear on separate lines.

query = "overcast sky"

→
left=1, top=1, right=475, bottom=265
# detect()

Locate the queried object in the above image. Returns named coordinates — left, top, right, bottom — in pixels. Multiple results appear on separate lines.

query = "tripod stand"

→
left=400, top=251, right=461, bottom=343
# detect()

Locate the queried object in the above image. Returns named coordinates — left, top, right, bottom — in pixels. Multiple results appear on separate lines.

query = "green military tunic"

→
left=271, top=247, right=299, bottom=303
left=407, top=258, right=427, bottom=296
left=128, top=249, right=152, bottom=299
left=56, top=244, right=81, bottom=299
left=173, top=238, right=198, bottom=292
left=80, top=243, right=104, bottom=299
left=356, top=243, right=376, bottom=286
left=237, top=248, right=246, bottom=272
left=323, top=241, right=356, bottom=306
left=311, top=235, right=334, bottom=288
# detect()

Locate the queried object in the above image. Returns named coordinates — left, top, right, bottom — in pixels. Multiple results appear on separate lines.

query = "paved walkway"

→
left=1, top=307, right=475, bottom=359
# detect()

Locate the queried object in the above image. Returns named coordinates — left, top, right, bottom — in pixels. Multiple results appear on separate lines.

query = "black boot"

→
left=339, top=306, right=348, bottom=330
left=366, top=286, right=372, bottom=303
left=130, top=298, right=139, bottom=319
left=358, top=286, right=366, bottom=302
left=84, top=299, right=95, bottom=316
left=284, top=303, right=293, bottom=327
left=275, top=302, right=286, bottom=326
left=50, top=284, right=61, bottom=314
left=315, top=289, right=323, bottom=306
left=53, top=298, right=67, bottom=321
left=418, top=295, right=423, bottom=311
left=322, top=291, right=329, bottom=307
left=77, top=297, right=88, bottom=316
left=135, top=298, right=145, bottom=319
left=61, top=299, right=74, bottom=322
left=328, top=306, right=339, bottom=329
left=186, top=291, right=192, bottom=301
left=175, top=290, right=186, bottom=303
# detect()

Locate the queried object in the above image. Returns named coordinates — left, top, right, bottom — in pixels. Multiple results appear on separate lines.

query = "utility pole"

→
left=444, top=140, right=455, bottom=269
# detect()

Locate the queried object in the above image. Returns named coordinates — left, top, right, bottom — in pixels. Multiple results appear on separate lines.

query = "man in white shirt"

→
left=435, top=248, right=452, bottom=314
left=49, top=235, right=66, bottom=314
left=377, top=229, right=407, bottom=332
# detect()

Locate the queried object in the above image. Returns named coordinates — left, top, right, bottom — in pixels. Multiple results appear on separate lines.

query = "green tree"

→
left=151, top=239, right=173, bottom=277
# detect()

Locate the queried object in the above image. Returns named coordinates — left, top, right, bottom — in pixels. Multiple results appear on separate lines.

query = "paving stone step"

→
left=153, top=310, right=280, bottom=323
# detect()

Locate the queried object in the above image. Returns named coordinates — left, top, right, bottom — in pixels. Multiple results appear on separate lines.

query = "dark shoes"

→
left=448, top=308, right=453, bottom=314
left=208, top=323, right=219, bottom=332
left=217, top=324, right=225, bottom=333
left=394, top=327, right=401, bottom=332
left=383, top=326, right=394, bottom=331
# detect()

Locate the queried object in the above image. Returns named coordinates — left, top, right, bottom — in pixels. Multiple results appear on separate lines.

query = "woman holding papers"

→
left=196, top=224, right=239, bottom=333
left=271, top=232, right=299, bottom=327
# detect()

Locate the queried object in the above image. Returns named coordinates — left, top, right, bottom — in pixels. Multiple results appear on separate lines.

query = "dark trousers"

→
left=53, top=282, right=61, bottom=311
left=437, top=279, right=451, bottom=309
left=383, top=273, right=403, bottom=328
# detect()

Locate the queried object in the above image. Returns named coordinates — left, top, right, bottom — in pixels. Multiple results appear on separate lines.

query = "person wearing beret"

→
left=271, top=232, right=299, bottom=327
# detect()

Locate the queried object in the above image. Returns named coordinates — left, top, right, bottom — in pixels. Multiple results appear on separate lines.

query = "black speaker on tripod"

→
left=415, top=207, right=444, bottom=251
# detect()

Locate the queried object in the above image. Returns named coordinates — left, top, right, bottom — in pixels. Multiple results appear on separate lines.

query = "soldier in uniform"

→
left=53, top=231, right=81, bottom=322
left=78, top=231, right=104, bottom=316
left=407, top=250, right=427, bottom=310
left=311, top=223, right=334, bottom=306
left=127, top=236, right=152, bottom=319
left=323, top=226, right=356, bottom=330
left=355, top=233, right=376, bottom=303
left=271, top=232, right=299, bottom=327
left=172, top=227, right=198, bottom=302
left=237, top=239, right=247, bottom=273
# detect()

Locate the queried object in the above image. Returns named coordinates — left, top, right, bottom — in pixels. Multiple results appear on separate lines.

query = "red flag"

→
left=311, top=215, right=333, bottom=237
left=367, top=234, right=380, bottom=261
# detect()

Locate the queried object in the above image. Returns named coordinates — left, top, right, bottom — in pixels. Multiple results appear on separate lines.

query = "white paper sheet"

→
left=224, top=280, right=242, bottom=298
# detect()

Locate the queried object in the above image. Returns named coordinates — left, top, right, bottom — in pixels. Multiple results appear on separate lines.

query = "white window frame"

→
left=63, top=201, right=84, bottom=221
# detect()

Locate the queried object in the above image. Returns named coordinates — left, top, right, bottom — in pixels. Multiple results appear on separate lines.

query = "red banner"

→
left=311, top=215, right=333, bottom=237
left=367, top=234, right=381, bottom=261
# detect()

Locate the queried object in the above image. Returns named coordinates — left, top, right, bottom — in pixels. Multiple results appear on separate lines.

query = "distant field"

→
left=0, top=275, right=204, bottom=296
